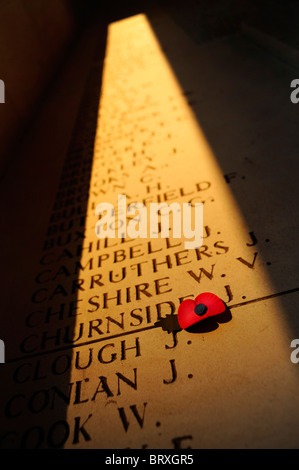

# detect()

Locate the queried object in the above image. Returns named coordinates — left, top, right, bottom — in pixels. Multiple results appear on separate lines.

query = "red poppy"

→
left=178, top=292, right=225, bottom=329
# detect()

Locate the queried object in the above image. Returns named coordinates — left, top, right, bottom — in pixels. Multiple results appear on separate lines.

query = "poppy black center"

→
left=194, top=303, right=207, bottom=316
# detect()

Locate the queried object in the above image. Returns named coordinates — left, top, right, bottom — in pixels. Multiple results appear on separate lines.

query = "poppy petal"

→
left=177, top=299, right=197, bottom=329
left=195, top=292, right=225, bottom=317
